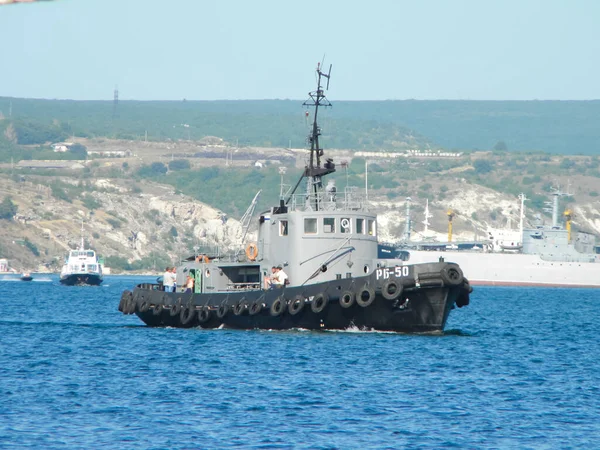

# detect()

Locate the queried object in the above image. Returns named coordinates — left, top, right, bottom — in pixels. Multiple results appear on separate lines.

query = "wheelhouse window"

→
left=368, top=219, right=376, bottom=236
left=280, top=220, right=289, bottom=236
left=323, top=218, right=335, bottom=233
left=356, top=218, right=365, bottom=235
left=304, top=218, right=317, bottom=234
left=340, top=217, right=351, bottom=234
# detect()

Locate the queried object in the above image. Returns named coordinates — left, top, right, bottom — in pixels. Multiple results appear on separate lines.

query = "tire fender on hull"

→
left=381, top=279, right=403, bottom=301
left=270, top=297, right=285, bottom=316
left=441, top=265, right=464, bottom=286
left=356, top=285, right=375, bottom=307
left=311, top=293, right=328, bottom=314
left=180, top=304, right=196, bottom=325
left=339, top=290, right=355, bottom=308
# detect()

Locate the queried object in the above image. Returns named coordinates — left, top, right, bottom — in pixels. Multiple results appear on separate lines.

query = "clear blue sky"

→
left=1, top=0, right=599, bottom=101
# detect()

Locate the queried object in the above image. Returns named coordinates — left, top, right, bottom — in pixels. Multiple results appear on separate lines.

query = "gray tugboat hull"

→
left=119, top=262, right=471, bottom=333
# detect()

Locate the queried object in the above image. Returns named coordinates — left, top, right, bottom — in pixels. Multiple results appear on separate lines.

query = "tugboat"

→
left=59, top=222, right=103, bottom=286
left=118, top=62, right=472, bottom=332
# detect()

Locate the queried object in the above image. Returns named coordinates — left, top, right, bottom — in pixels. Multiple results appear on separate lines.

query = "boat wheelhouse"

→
left=59, top=224, right=103, bottom=286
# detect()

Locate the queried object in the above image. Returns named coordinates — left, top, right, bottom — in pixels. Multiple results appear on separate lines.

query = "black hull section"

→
left=21, top=277, right=33, bottom=282
left=60, top=274, right=103, bottom=286
left=119, top=263, right=471, bottom=333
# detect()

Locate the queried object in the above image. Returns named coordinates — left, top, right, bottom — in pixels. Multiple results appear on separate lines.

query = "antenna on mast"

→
left=80, top=220, right=85, bottom=251
left=286, top=61, right=334, bottom=210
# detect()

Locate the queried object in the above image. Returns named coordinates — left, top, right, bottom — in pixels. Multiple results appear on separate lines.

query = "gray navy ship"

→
left=118, top=62, right=472, bottom=332
left=386, top=194, right=600, bottom=287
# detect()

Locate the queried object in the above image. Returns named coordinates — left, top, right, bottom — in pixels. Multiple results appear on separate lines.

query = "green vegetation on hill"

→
left=3, top=97, right=599, bottom=155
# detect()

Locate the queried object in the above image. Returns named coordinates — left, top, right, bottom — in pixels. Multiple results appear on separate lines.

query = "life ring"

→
left=270, top=297, right=285, bottom=316
left=170, top=298, right=182, bottom=317
left=288, top=295, right=305, bottom=315
left=382, top=279, right=402, bottom=301
left=440, top=265, right=464, bottom=286
left=341, top=218, right=350, bottom=229
left=198, top=306, right=211, bottom=323
left=311, top=293, right=328, bottom=314
left=339, top=290, right=355, bottom=309
left=245, top=243, right=259, bottom=261
left=180, top=304, right=196, bottom=325
left=152, top=303, right=163, bottom=316
left=195, top=255, right=209, bottom=263
left=356, top=285, right=375, bottom=307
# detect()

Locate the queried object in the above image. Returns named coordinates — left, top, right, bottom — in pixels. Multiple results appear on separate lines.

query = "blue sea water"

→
left=0, top=275, right=599, bottom=449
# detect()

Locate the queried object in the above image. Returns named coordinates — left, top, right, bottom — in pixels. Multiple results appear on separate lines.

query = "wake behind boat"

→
left=59, top=223, right=103, bottom=286
left=118, top=62, right=472, bottom=333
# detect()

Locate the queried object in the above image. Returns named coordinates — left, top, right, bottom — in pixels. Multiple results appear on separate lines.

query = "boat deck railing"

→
left=289, top=186, right=368, bottom=212
left=227, top=282, right=261, bottom=291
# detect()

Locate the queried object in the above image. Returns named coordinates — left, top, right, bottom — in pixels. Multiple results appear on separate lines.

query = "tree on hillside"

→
left=137, top=162, right=168, bottom=177
left=473, top=159, right=493, bottom=174
left=493, top=141, right=508, bottom=151
left=168, top=159, right=191, bottom=171
left=0, top=196, right=18, bottom=220
left=69, top=143, right=88, bottom=159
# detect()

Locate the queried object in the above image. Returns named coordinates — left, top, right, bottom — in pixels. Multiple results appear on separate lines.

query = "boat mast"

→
left=80, top=220, right=85, bottom=251
left=286, top=62, right=335, bottom=210
left=518, top=193, right=526, bottom=238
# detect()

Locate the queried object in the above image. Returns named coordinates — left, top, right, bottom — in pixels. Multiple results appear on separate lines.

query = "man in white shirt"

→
left=163, top=267, right=174, bottom=292
left=274, top=265, right=288, bottom=287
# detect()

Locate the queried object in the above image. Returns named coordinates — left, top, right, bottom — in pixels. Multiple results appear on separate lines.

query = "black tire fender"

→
left=356, top=285, right=376, bottom=307
left=441, top=265, right=464, bottom=286
left=270, top=297, right=285, bottom=316
left=311, top=293, right=328, bottom=314
left=217, top=300, right=229, bottom=319
left=198, top=306, right=211, bottom=323
left=180, top=304, right=196, bottom=325
left=170, top=298, right=182, bottom=317
left=249, top=301, right=263, bottom=316
left=119, top=291, right=132, bottom=312
left=233, top=301, right=247, bottom=316
left=139, top=299, right=151, bottom=313
left=127, top=292, right=139, bottom=314
left=152, top=303, right=163, bottom=316
left=288, top=295, right=305, bottom=315
left=382, top=279, right=403, bottom=301
left=339, top=290, right=355, bottom=309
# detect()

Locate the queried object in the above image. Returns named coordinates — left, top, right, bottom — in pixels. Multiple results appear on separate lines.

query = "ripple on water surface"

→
left=0, top=278, right=599, bottom=448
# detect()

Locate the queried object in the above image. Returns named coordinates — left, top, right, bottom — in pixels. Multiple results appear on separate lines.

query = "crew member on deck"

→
left=185, top=274, right=195, bottom=293
left=163, top=267, right=174, bottom=292
left=264, top=266, right=277, bottom=290
left=272, top=265, right=288, bottom=288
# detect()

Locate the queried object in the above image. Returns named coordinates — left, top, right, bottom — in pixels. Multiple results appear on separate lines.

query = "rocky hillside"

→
left=0, top=176, right=243, bottom=273
left=2, top=138, right=600, bottom=272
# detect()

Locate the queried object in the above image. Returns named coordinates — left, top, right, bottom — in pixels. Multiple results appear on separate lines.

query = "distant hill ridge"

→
left=1, top=97, right=599, bottom=155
